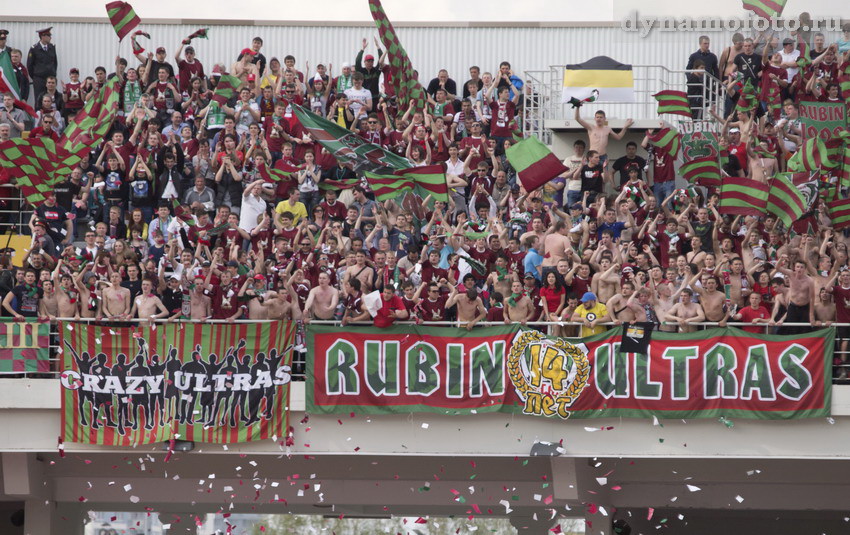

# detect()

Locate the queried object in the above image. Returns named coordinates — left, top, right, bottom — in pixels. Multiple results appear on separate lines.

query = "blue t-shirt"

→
left=523, top=248, right=543, bottom=281
left=598, top=221, right=627, bottom=240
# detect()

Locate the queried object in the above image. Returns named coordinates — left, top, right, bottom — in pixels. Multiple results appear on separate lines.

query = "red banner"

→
left=307, top=325, right=832, bottom=420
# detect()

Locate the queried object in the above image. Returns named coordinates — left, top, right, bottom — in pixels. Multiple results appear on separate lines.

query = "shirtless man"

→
left=485, top=255, right=517, bottom=298
left=74, top=271, right=101, bottom=319
left=503, top=280, right=535, bottom=325
left=720, top=257, right=750, bottom=308
left=303, top=271, right=339, bottom=322
left=665, top=289, right=705, bottom=333
left=746, top=140, right=778, bottom=184
left=343, top=250, right=375, bottom=293
left=607, top=281, right=638, bottom=323
left=542, top=221, right=572, bottom=272
left=591, top=259, right=620, bottom=305
left=445, top=285, right=487, bottom=331
left=38, top=280, right=59, bottom=320
left=129, top=280, right=170, bottom=323
left=100, top=272, right=131, bottom=320
left=51, top=264, right=80, bottom=319
left=776, top=258, right=815, bottom=333
left=574, top=108, right=633, bottom=166
left=690, top=272, right=726, bottom=322
left=240, top=274, right=272, bottom=320
left=189, top=276, right=211, bottom=320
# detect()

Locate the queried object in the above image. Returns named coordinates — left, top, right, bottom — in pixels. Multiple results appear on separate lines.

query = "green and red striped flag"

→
left=171, top=198, right=196, bottom=227
left=0, top=50, right=23, bottom=102
left=0, top=137, right=59, bottom=206
left=105, top=1, right=140, bottom=41
left=648, top=127, right=681, bottom=158
left=211, top=74, right=241, bottom=105
left=838, top=61, right=850, bottom=102
left=0, top=321, right=50, bottom=373
left=319, top=178, right=358, bottom=190
left=787, top=136, right=840, bottom=173
left=719, top=177, right=769, bottom=217
left=679, top=156, right=722, bottom=188
left=827, top=197, right=850, bottom=230
left=293, top=104, right=411, bottom=173
left=182, top=28, right=208, bottom=45
left=505, top=136, right=569, bottom=193
left=131, top=30, right=149, bottom=55
left=797, top=33, right=812, bottom=69
left=368, top=0, right=428, bottom=115
left=736, top=79, right=758, bottom=112
left=259, top=162, right=298, bottom=183
left=60, top=321, right=297, bottom=446
left=55, top=77, right=121, bottom=180
left=766, top=172, right=807, bottom=228
left=365, top=164, right=449, bottom=202
left=742, top=0, right=786, bottom=18
left=653, top=90, right=692, bottom=118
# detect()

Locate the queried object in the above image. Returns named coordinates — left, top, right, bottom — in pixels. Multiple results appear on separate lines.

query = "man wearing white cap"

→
left=335, top=62, right=353, bottom=93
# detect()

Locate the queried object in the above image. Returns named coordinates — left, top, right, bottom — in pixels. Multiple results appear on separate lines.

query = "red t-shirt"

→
left=833, top=285, right=850, bottom=323
left=539, top=286, right=566, bottom=313
left=737, top=305, right=770, bottom=333
left=64, top=81, right=84, bottom=110
left=320, top=200, right=347, bottom=221
left=374, top=294, right=406, bottom=327
left=206, top=283, right=241, bottom=320
left=651, top=150, right=675, bottom=183
left=264, top=115, right=290, bottom=153
left=489, top=100, right=516, bottom=138
left=419, top=295, right=448, bottom=322
left=177, top=59, right=205, bottom=93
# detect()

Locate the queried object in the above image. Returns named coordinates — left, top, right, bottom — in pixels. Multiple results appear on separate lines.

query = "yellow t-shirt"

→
left=574, top=302, right=609, bottom=337
left=275, top=200, right=308, bottom=225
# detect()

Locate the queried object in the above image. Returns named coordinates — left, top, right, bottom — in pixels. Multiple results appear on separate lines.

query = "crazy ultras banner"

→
left=60, top=321, right=296, bottom=445
left=307, top=325, right=832, bottom=420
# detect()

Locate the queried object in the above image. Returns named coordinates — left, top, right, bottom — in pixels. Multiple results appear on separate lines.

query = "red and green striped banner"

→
left=838, top=61, right=850, bottom=102
left=649, top=127, right=681, bottom=158
left=679, top=156, right=721, bottom=188
left=55, top=77, right=121, bottom=180
left=319, top=178, right=359, bottom=191
left=736, top=79, right=758, bottom=112
left=788, top=136, right=841, bottom=173
left=742, top=0, right=787, bottom=18
left=766, top=172, right=807, bottom=228
left=308, top=325, right=832, bottom=419
left=505, top=136, right=569, bottom=192
left=60, top=321, right=296, bottom=446
left=797, top=33, right=812, bottom=68
left=182, top=28, right=208, bottom=45
left=259, top=162, right=298, bottom=183
left=653, top=90, right=692, bottom=118
left=719, top=177, right=769, bottom=216
left=131, top=30, right=150, bottom=55
left=171, top=198, right=196, bottom=227
left=365, top=164, right=449, bottom=202
left=827, top=197, right=850, bottom=230
left=211, top=74, right=242, bottom=105
left=0, top=321, right=50, bottom=373
left=105, top=1, right=141, bottom=41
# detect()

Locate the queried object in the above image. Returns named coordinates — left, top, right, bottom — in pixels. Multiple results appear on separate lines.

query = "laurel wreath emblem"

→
left=508, top=330, right=591, bottom=419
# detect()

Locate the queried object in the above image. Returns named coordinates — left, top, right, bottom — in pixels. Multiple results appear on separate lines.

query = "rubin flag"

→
left=562, top=56, right=634, bottom=103
left=828, top=197, right=850, bottom=231
left=365, top=164, right=449, bottom=202
left=505, top=136, right=569, bottom=193
left=0, top=137, right=60, bottom=206
left=211, top=74, right=241, bottom=105
left=105, top=1, right=141, bottom=41
left=719, top=177, right=769, bottom=217
left=648, top=127, right=681, bottom=158
left=679, top=157, right=721, bottom=188
left=653, top=90, right=692, bottom=118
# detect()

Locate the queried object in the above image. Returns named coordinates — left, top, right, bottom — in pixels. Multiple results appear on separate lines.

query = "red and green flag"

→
left=60, top=321, right=297, bottom=446
left=0, top=75, right=36, bottom=118
left=0, top=137, right=60, bottom=206
left=719, top=177, right=769, bottom=216
left=0, top=49, right=31, bottom=116
left=365, top=164, right=449, bottom=202
left=212, top=74, right=241, bottom=105
left=788, top=136, right=840, bottom=173
left=319, top=178, right=358, bottom=190
left=679, top=156, right=722, bottom=188
left=368, top=0, right=428, bottom=115
left=653, top=90, right=692, bottom=118
left=827, top=197, right=850, bottom=230
left=736, top=79, right=758, bottom=113
left=259, top=162, right=298, bottom=183
left=171, top=198, right=196, bottom=227
left=797, top=33, right=812, bottom=69
left=742, top=0, right=787, bottom=18
left=182, top=28, right=209, bottom=45
left=105, top=1, right=140, bottom=41
left=649, top=127, right=681, bottom=158
left=54, top=77, right=121, bottom=180
left=766, top=172, right=807, bottom=228
left=838, top=61, right=850, bottom=102
left=293, top=104, right=411, bottom=173
left=505, top=136, right=569, bottom=193
left=0, top=321, right=50, bottom=373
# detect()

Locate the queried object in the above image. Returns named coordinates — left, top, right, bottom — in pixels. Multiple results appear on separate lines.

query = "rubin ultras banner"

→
left=307, top=326, right=832, bottom=420
left=60, top=321, right=296, bottom=445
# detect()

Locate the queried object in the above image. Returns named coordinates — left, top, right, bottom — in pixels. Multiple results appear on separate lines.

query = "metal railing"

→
left=0, top=184, right=31, bottom=236
left=522, top=64, right=727, bottom=140
left=3, top=318, right=847, bottom=382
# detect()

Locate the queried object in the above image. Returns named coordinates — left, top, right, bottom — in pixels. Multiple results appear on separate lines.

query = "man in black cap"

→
left=27, top=27, right=57, bottom=104
left=0, top=29, right=9, bottom=56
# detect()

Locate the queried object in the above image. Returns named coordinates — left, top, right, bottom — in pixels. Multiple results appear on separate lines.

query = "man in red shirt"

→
left=485, top=82, right=520, bottom=149
left=373, top=284, right=408, bottom=328
left=830, top=270, right=850, bottom=377
left=320, top=189, right=347, bottom=221
left=174, top=44, right=205, bottom=94
left=730, top=292, right=771, bottom=333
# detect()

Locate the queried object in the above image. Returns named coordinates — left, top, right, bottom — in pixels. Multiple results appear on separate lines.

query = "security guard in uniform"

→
left=26, top=27, right=57, bottom=104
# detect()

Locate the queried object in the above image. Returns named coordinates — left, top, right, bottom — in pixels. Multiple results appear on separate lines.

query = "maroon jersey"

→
left=420, top=263, right=448, bottom=284
left=320, top=200, right=347, bottom=221
left=64, top=81, right=84, bottom=110
left=206, top=283, right=241, bottom=320
left=568, top=275, right=591, bottom=298
left=217, top=228, right=243, bottom=250
left=419, top=295, right=448, bottom=322
left=359, top=129, right=385, bottom=146
left=250, top=228, right=275, bottom=256
left=507, top=250, right=526, bottom=276
left=489, top=100, right=517, bottom=138
left=263, top=115, right=290, bottom=153
left=177, top=59, right=205, bottom=93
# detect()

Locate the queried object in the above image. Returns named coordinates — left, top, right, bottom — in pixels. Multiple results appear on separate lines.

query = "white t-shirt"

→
left=344, top=87, right=372, bottom=119
left=779, top=49, right=800, bottom=81
left=565, top=156, right=583, bottom=191
left=239, top=191, right=266, bottom=232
